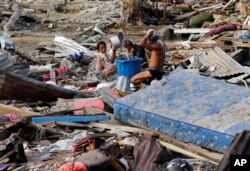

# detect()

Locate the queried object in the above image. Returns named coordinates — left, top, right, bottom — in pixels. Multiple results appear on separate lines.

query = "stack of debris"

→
left=0, top=0, right=250, bottom=170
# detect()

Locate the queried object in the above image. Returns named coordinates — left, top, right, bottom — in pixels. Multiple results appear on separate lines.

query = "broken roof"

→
left=189, top=47, right=250, bottom=78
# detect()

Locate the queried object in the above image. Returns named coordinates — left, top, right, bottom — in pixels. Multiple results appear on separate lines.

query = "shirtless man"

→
left=130, top=29, right=165, bottom=84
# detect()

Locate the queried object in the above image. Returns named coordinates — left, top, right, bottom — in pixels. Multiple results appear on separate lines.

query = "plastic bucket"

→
left=116, top=57, right=143, bottom=80
left=110, top=36, right=122, bottom=48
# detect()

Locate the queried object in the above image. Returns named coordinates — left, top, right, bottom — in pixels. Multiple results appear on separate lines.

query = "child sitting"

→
left=95, top=41, right=117, bottom=79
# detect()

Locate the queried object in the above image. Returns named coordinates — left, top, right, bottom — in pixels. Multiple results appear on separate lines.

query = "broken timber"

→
left=3, top=10, right=21, bottom=32
left=174, top=28, right=211, bottom=34
left=159, top=141, right=219, bottom=164
left=232, top=40, right=250, bottom=48
left=124, top=122, right=223, bottom=164
left=89, top=122, right=154, bottom=135
left=0, top=103, right=38, bottom=116
left=85, top=106, right=122, bottom=124
left=0, top=119, right=63, bottom=141
left=16, top=50, right=40, bottom=65
left=166, top=41, right=217, bottom=49
left=0, top=73, right=77, bottom=101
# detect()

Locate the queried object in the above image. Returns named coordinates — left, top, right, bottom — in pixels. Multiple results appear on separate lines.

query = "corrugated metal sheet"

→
left=0, top=52, right=12, bottom=72
left=0, top=73, right=76, bottom=101
left=189, top=47, right=250, bottom=78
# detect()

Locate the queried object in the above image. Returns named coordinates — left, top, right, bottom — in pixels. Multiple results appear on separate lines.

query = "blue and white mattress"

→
left=114, top=70, right=250, bottom=153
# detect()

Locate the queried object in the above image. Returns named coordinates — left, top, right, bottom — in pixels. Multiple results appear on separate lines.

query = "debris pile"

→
left=0, top=0, right=250, bottom=170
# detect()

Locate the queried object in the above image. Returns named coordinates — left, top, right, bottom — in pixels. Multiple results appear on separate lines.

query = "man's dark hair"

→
left=97, top=41, right=106, bottom=51
left=123, top=40, right=133, bottom=48
left=149, top=32, right=159, bottom=42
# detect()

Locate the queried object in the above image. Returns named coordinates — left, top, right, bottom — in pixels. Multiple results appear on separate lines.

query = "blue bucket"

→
left=116, top=57, right=143, bottom=80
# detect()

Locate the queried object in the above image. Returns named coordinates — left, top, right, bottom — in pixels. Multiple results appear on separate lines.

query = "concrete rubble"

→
left=0, top=0, right=250, bottom=170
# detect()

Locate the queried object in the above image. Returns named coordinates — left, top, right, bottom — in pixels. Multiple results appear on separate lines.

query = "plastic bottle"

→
left=50, top=69, right=56, bottom=83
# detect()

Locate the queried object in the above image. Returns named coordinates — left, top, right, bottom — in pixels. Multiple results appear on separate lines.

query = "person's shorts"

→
left=148, top=68, right=165, bottom=80
left=140, top=68, right=165, bottom=85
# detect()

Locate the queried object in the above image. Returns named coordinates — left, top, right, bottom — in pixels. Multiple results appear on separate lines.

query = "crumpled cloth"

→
left=58, top=162, right=88, bottom=171
left=3, top=114, right=21, bottom=121
left=208, top=24, right=237, bottom=36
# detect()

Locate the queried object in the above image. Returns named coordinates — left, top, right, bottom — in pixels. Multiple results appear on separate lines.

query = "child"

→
left=123, top=39, right=147, bottom=63
left=95, top=41, right=117, bottom=79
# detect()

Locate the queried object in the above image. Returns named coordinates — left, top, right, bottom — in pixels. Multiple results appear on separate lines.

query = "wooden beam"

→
left=56, top=122, right=89, bottom=128
left=232, top=41, right=250, bottom=48
left=85, top=107, right=122, bottom=124
left=44, top=106, right=86, bottom=116
left=222, top=0, right=234, bottom=11
left=88, top=133, right=117, bottom=138
left=159, top=141, right=219, bottom=165
left=189, top=41, right=217, bottom=48
left=0, top=104, right=38, bottom=116
left=123, top=122, right=223, bottom=164
left=174, top=11, right=199, bottom=20
left=174, top=28, right=211, bottom=34
left=16, top=50, right=40, bottom=64
left=165, top=41, right=217, bottom=49
left=89, top=122, right=155, bottom=135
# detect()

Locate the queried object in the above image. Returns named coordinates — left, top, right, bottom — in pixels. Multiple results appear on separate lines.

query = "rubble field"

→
left=0, top=0, right=250, bottom=171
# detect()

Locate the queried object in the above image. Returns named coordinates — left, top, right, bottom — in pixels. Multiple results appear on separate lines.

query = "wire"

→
left=241, top=79, right=248, bottom=89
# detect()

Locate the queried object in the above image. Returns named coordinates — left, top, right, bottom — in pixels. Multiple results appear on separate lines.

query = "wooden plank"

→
left=85, top=106, right=122, bottom=124
left=0, top=104, right=38, bottom=116
left=16, top=50, right=40, bottom=64
left=232, top=41, right=250, bottom=48
left=88, top=133, right=117, bottom=138
left=165, top=41, right=217, bottom=49
left=32, top=115, right=110, bottom=123
left=123, top=122, right=223, bottom=164
left=89, top=122, right=154, bottom=135
left=44, top=106, right=85, bottom=116
left=197, top=3, right=224, bottom=11
left=189, top=41, right=217, bottom=48
left=56, top=122, right=89, bottom=128
left=159, top=141, right=219, bottom=164
left=3, top=10, right=21, bottom=32
left=38, top=121, right=89, bottom=128
left=174, top=11, right=199, bottom=20
left=222, top=0, right=234, bottom=11
left=174, top=28, right=211, bottom=34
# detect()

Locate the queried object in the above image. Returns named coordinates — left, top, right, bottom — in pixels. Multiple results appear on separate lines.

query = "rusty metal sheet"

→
left=0, top=73, right=76, bottom=101
left=192, top=47, right=250, bottom=78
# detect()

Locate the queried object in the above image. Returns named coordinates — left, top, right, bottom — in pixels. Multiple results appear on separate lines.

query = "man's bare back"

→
left=148, top=40, right=165, bottom=69
left=130, top=29, right=166, bottom=85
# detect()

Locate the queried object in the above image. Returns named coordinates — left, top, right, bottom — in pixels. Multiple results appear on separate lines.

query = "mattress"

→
left=114, top=70, right=250, bottom=153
